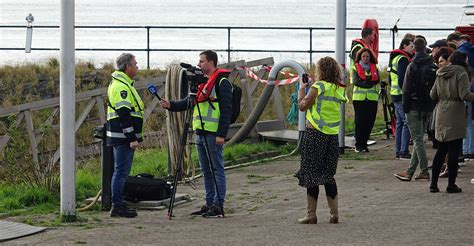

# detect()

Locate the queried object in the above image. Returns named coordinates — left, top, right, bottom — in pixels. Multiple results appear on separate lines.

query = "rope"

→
left=286, top=82, right=300, bottom=125
left=165, top=65, right=195, bottom=178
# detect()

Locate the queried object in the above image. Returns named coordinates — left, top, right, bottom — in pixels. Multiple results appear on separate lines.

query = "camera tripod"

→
left=379, top=81, right=396, bottom=139
left=167, top=86, right=225, bottom=219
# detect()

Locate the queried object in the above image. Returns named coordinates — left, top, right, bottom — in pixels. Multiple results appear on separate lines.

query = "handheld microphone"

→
left=147, top=83, right=162, bottom=101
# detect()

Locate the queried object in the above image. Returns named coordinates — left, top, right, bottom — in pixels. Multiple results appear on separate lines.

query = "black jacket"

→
left=402, top=52, right=436, bottom=113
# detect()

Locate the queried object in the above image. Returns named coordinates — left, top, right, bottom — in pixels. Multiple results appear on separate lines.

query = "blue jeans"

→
left=195, top=134, right=226, bottom=207
left=111, top=144, right=135, bottom=207
left=394, top=101, right=411, bottom=155
left=463, top=102, right=474, bottom=155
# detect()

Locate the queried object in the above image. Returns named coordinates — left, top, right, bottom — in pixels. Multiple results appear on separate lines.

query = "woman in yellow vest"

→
left=352, top=47, right=380, bottom=152
left=295, top=57, right=348, bottom=224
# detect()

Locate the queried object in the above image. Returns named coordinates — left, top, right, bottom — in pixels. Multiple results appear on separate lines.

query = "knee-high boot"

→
left=298, top=195, right=317, bottom=224
left=326, top=195, right=338, bottom=223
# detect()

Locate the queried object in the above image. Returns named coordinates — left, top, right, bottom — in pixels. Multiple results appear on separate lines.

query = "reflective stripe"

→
left=130, top=111, right=143, bottom=118
left=115, top=101, right=132, bottom=108
left=123, top=127, right=134, bottom=133
left=106, top=131, right=142, bottom=139
left=108, top=112, right=119, bottom=118
left=107, top=111, right=143, bottom=119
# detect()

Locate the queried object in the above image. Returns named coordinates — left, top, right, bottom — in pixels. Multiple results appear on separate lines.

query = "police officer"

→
left=107, top=53, right=144, bottom=218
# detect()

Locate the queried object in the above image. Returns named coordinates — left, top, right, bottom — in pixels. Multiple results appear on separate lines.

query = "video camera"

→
left=180, top=63, right=207, bottom=92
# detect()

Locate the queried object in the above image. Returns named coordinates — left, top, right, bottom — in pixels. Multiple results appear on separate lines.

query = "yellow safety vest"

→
left=306, top=80, right=348, bottom=135
left=107, top=71, right=145, bottom=142
left=389, top=55, right=405, bottom=96
left=192, top=77, right=226, bottom=132
left=352, top=67, right=379, bottom=102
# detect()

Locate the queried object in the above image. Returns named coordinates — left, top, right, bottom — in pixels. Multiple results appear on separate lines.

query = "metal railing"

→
left=0, top=25, right=454, bottom=68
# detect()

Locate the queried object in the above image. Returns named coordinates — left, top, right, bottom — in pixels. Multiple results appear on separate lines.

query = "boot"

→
left=298, top=195, right=317, bottom=224
left=326, top=195, right=338, bottom=223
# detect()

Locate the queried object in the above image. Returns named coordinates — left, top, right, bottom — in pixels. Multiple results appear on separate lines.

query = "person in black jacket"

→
left=394, top=38, right=436, bottom=182
left=160, top=50, right=232, bottom=218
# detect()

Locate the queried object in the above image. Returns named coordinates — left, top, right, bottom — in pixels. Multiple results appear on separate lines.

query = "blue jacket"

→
left=458, top=42, right=474, bottom=72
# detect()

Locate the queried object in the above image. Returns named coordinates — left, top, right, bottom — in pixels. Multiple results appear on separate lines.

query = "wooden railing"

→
left=0, top=57, right=285, bottom=164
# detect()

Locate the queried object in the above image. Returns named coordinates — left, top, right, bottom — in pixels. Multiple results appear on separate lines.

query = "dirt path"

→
left=6, top=139, right=474, bottom=245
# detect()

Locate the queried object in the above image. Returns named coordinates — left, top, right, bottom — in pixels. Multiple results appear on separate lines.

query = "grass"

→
left=0, top=141, right=290, bottom=220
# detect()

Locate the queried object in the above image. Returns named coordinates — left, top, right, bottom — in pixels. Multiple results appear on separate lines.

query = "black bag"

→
left=216, top=77, right=242, bottom=124
left=123, top=173, right=172, bottom=202
left=412, top=62, right=437, bottom=103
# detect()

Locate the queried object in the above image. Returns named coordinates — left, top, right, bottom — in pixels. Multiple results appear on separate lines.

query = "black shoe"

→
left=363, top=148, right=369, bottom=152
left=110, top=205, right=138, bottom=218
left=399, top=153, right=411, bottom=160
left=429, top=186, right=439, bottom=193
left=446, top=185, right=462, bottom=193
left=190, top=205, right=209, bottom=216
left=202, top=206, right=224, bottom=218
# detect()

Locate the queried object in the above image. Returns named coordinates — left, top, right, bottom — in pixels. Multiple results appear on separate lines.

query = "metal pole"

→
left=392, top=29, right=396, bottom=50
left=309, top=28, right=313, bottom=65
left=60, top=0, right=76, bottom=221
left=336, top=0, right=346, bottom=154
left=227, top=27, right=231, bottom=63
left=147, top=27, right=150, bottom=69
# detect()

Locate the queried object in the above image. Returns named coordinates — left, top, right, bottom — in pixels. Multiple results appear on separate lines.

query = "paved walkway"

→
left=5, top=139, right=474, bottom=245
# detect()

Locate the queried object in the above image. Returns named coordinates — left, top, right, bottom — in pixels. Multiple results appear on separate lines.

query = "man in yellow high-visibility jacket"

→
left=107, top=53, right=144, bottom=218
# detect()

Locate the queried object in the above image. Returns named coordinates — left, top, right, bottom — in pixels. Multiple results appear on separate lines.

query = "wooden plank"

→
left=0, top=112, right=25, bottom=151
left=95, top=96, right=106, bottom=124
left=246, top=57, right=274, bottom=68
left=24, top=110, right=40, bottom=164
left=259, top=129, right=298, bottom=143
left=75, top=98, right=96, bottom=132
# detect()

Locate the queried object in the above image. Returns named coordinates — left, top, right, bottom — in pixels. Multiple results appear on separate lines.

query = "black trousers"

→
left=353, top=100, right=378, bottom=150
left=307, top=183, right=338, bottom=199
left=431, top=138, right=462, bottom=188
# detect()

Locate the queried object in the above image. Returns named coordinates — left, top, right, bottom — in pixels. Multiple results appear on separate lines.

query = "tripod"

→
left=379, top=81, right=396, bottom=139
left=167, top=85, right=225, bottom=219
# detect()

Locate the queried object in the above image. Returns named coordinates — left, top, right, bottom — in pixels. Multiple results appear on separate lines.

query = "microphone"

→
left=147, top=83, right=162, bottom=101
left=180, top=62, right=192, bottom=69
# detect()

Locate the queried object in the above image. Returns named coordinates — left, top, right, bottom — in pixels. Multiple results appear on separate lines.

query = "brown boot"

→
left=327, top=195, right=338, bottom=223
left=298, top=195, right=317, bottom=224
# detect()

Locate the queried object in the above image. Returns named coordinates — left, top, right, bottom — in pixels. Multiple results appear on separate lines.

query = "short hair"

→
left=116, top=53, right=135, bottom=71
left=315, top=56, right=342, bottom=84
left=461, top=34, right=471, bottom=43
left=355, top=47, right=377, bottom=64
left=413, top=38, right=427, bottom=53
left=361, top=28, right=373, bottom=38
left=433, top=47, right=454, bottom=64
left=449, top=51, right=471, bottom=77
left=403, top=33, right=416, bottom=41
left=415, top=35, right=427, bottom=45
left=399, top=38, right=413, bottom=50
left=447, top=32, right=462, bottom=42
left=199, top=50, right=218, bottom=67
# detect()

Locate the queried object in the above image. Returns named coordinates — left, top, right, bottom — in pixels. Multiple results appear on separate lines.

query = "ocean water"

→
left=0, top=0, right=473, bottom=68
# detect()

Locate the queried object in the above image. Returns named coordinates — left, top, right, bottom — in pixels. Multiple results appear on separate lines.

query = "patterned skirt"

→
left=295, top=128, right=339, bottom=188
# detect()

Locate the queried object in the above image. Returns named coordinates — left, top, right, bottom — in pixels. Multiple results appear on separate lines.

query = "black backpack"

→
left=411, top=61, right=437, bottom=102
left=216, top=77, right=242, bottom=124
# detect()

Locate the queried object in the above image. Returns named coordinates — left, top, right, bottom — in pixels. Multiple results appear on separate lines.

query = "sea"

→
left=1, top=0, right=473, bottom=68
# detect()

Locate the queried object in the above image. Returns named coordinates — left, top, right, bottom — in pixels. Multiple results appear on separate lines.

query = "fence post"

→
left=227, top=27, right=231, bottom=63
left=309, top=28, right=313, bottom=65
left=391, top=28, right=395, bottom=50
left=147, top=26, right=150, bottom=69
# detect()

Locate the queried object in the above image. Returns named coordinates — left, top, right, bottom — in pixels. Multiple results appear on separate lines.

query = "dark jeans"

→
left=431, top=139, right=462, bottom=188
left=353, top=100, right=378, bottom=150
left=111, top=144, right=135, bottom=207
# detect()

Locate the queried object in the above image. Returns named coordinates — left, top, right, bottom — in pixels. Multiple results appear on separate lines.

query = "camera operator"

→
left=160, top=50, right=232, bottom=218
left=107, top=53, right=144, bottom=218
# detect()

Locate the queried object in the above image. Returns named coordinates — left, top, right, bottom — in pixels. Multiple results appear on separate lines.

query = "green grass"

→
left=0, top=141, right=291, bottom=219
